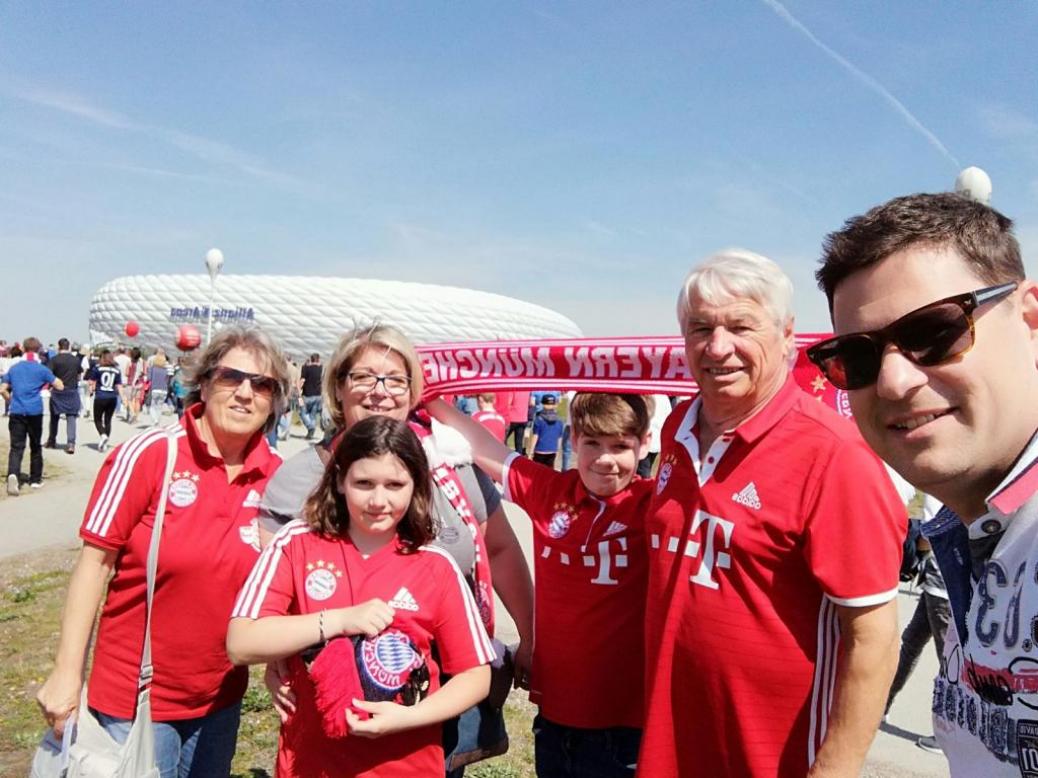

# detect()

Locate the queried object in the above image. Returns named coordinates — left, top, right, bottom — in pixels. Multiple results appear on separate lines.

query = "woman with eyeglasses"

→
left=36, top=325, right=290, bottom=778
left=257, top=324, right=534, bottom=775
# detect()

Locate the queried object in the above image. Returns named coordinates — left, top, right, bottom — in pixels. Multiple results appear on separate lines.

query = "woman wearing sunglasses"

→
left=257, top=324, right=533, bottom=775
left=36, top=325, right=290, bottom=777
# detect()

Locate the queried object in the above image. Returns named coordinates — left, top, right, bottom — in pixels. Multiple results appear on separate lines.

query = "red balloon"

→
left=176, top=324, right=201, bottom=351
left=124, top=320, right=140, bottom=338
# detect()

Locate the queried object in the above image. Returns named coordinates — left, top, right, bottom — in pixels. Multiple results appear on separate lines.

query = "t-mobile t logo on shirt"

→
left=687, top=511, right=735, bottom=590
left=653, top=510, right=735, bottom=590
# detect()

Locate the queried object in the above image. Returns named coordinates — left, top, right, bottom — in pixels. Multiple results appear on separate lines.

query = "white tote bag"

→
left=42, top=432, right=177, bottom=778
left=64, top=686, right=159, bottom=778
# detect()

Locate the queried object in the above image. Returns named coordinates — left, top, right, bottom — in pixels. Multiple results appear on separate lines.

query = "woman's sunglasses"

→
left=209, top=366, right=280, bottom=397
left=806, top=282, right=1018, bottom=391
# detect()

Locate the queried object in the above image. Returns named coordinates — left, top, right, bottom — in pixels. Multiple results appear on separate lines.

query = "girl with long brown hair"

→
left=228, top=416, right=493, bottom=777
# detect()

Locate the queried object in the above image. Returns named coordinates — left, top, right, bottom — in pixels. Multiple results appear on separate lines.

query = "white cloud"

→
left=760, top=0, right=959, bottom=169
left=4, top=78, right=307, bottom=189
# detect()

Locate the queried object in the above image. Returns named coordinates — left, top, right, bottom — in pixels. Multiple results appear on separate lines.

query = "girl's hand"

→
left=333, top=599, right=395, bottom=638
left=345, top=699, right=419, bottom=738
left=36, top=668, right=81, bottom=738
left=263, top=659, right=296, bottom=724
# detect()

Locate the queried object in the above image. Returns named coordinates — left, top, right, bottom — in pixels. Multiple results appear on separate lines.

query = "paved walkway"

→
left=0, top=409, right=948, bottom=776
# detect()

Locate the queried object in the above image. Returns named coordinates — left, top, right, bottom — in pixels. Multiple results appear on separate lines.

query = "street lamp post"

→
left=205, top=248, right=225, bottom=345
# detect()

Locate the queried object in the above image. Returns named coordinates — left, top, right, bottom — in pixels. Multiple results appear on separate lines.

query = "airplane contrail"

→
left=760, top=0, right=960, bottom=169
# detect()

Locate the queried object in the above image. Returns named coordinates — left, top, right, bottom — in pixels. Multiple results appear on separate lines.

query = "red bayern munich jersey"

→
left=503, top=452, right=651, bottom=729
left=80, top=405, right=280, bottom=719
left=231, top=522, right=495, bottom=778
left=638, top=377, right=905, bottom=777
left=473, top=409, right=507, bottom=442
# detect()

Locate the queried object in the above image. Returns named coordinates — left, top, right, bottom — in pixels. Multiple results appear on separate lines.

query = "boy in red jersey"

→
left=429, top=393, right=652, bottom=777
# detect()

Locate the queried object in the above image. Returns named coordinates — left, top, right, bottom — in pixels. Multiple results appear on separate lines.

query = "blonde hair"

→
left=324, top=324, right=425, bottom=431
left=569, top=393, right=649, bottom=439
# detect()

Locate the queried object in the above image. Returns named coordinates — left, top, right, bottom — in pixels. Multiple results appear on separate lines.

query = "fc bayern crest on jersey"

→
left=304, top=560, right=342, bottom=601
left=548, top=502, right=575, bottom=539
left=657, top=460, right=674, bottom=495
left=359, top=630, right=423, bottom=692
left=168, top=471, right=200, bottom=507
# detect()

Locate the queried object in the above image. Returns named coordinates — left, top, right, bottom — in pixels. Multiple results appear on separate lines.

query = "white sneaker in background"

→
left=916, top=735, right=942, bottom=753
left=6, top=473, right=19, bottom=496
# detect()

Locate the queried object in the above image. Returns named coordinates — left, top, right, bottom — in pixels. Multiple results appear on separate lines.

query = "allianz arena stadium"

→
left=88, top=275, right=582, bottom=356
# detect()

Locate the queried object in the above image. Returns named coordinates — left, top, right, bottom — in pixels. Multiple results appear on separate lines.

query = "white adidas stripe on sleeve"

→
left=85, top=429, right=183, bottom=537
left=231, top=520, right=311, bottom=619
left=419, top=545, right=495, bottom=665
left=501, top=452, right=521, bottom=502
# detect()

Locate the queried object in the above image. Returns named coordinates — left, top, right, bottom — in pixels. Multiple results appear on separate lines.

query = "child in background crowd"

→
left=528, top=394, right=563, bottom=468
left=227, top=416, right=492, bottom=778
left=472, top=393, right=507, bottom=442
left=429, top=393, right=652, bottom=777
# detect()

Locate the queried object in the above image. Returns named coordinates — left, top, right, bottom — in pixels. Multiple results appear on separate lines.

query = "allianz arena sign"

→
left=169, top=305, right=257, bottom=323
left=89, top=274, right=582, bottom=357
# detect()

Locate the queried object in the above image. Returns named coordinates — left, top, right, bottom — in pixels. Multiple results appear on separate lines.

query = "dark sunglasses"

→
left=209, top=366, right=280, bottom=397
left=807, top=282, right=1018, bottom=390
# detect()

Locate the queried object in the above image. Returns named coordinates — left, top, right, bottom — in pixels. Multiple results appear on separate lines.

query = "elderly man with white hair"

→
left=637, top=250, right=906, bottom=777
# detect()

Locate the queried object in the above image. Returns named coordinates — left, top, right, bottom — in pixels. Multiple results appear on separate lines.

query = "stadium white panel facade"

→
left=88, top=274, right=582, bottom=356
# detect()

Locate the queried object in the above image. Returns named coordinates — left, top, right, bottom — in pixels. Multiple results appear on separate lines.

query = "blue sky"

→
left=3, top=1, right=1036, bottom=344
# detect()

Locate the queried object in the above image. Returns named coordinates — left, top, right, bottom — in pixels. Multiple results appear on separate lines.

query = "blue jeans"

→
left=560, top=425, right=572, bottom=470
left=533, top=714, right=641, bottom=778
left=93, top=701, right=241, bottom=778
left=299, top=395, right=322, bottom=433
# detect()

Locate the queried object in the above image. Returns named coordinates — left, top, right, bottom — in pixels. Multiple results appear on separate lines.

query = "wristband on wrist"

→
left=318, top=610, right=326, bottom=643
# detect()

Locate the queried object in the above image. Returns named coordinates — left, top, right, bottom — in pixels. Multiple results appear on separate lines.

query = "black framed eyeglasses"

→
left=208, top=366, right=280, bottom=397
left=346, top=371, right=411, bottom=396
left=807, top=282, right=1018, bottom=390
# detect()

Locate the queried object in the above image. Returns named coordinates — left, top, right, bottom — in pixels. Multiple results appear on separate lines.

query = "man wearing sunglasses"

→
left=639, top=250, right=906, bottom=777
left=814, top=192, right=1038, bottom=777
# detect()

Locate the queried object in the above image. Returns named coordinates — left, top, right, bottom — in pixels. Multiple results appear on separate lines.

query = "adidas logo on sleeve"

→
left=388, top=587, right=420, bottom=611
left=732, top=482, right=762, bottom=510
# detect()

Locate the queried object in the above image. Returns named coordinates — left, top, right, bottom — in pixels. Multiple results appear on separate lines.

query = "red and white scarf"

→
left=417, top=335, right=851, bottom=417
left=409, top=420, right=496, bottom=635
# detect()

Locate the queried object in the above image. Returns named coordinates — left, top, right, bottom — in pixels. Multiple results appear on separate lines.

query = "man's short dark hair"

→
left=816, top=192, right=1024, bottom=312
left=310, top=353, right=320, bottom=362
left=58, top=338, right=69, bottom=350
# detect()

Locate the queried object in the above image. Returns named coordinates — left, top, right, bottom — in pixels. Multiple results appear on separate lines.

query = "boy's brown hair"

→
left=569, top=393, right=650, bottom=439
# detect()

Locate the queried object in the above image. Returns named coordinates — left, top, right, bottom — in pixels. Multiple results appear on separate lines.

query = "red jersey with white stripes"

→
left=80, top=404, right=280, bottom=719
left=232, top=522, right=494, bottom=778
left=638, top=377, right=905, bottom=777
left=503, top=453, right=651, bottom=729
